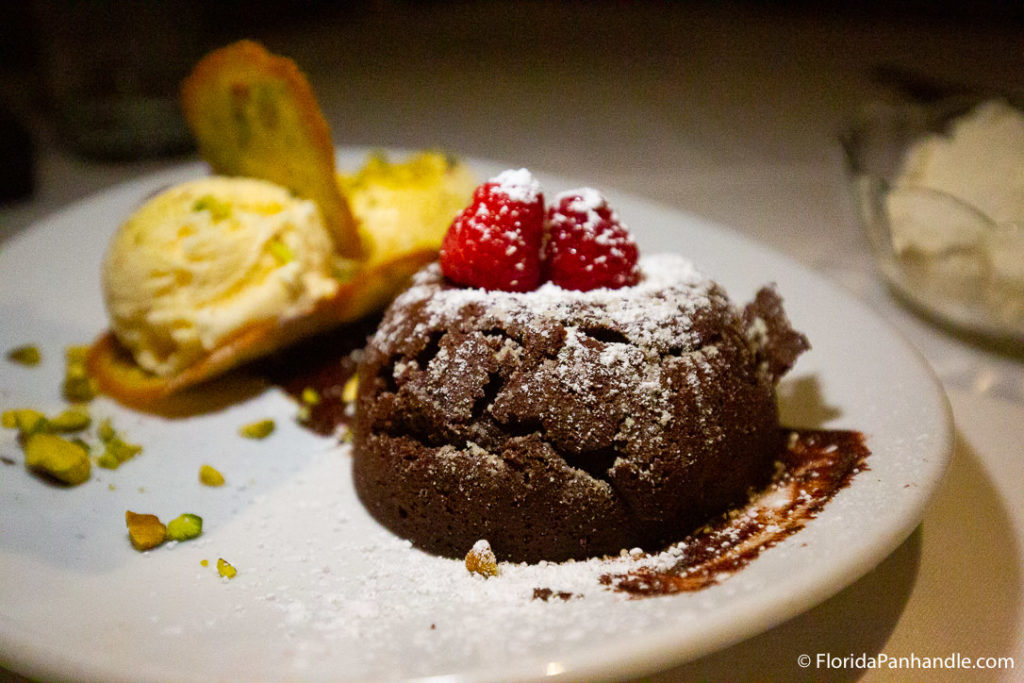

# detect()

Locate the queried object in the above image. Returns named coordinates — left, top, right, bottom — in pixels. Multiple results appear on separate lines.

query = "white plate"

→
left=0, top=151, right=952, bottom=682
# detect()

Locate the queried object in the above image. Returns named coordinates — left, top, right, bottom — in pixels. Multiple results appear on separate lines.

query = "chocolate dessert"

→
left=353, top=254, right=809, bottom=563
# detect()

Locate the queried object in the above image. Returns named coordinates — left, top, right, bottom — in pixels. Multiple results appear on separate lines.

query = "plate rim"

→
left=0, top=150, right=954, bottom=682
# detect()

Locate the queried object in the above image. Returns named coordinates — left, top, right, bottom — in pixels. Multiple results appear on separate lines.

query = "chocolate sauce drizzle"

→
left=259, top=316, right=379, bottom=436
left=600, top=428, right=869, bottom=597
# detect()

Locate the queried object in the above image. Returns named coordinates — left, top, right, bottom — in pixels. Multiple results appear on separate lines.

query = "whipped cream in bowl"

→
left=841, top=97, right=1024, bottom=344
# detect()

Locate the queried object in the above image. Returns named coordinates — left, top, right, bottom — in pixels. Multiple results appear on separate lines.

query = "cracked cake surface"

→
left=353, top=253, right=809, bottom=562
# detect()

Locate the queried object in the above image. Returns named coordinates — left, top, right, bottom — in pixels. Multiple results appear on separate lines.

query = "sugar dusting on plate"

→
left=161, top=427, right=865, bottom=678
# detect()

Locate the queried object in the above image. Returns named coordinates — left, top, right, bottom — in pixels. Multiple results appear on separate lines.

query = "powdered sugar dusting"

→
left=489, top=168, right=542, bottom=203
left=377, top=253, right=717, bottom=356
left=358, top=247, right=815, bottom=562
left=558, top=186, right=605, bottom=212
left=177, top=428, right=865, bottom=679
left=368, top=253, right=753, bottom=468
left=551, top=187, right=637, bottom=247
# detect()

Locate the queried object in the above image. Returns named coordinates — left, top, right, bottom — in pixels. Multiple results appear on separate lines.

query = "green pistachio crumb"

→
left=48, top=406, right=92, bottom=433
left=96, top=451, right=119, bottom=469
left=193, top=195, right=231, bottom=221
left=342, top=376, right=359, bottom=403
left=94, top=419, right=141, bottom=469
left=166, top=513, right=203, bottom=542
left=1, top=409, right=49, bottom=436
left=63, top=346, right=97, bottom=402
left=268, top=238, right=294, bottom=264
left=239, top=419, right=275, bottom=439
left=23, top=433, right=91, bottom=485
left=217, top=558, right=237, bottom=579
left=97, top=435, right=142, bottom=470
left=125, top=510, right=165, bottom=551
left=97, top=418, right=116, bottom=443
left=199, top=464, right=225, bottom=487
left=6, top=345, right=41, bottom=366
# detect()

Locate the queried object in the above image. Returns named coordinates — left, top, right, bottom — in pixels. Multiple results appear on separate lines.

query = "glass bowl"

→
left=839, top=96, right=1024, bottom=346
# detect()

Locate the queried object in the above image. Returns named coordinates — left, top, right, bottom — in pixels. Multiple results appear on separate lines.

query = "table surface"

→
left=1, top=3, right=1021, bottom=681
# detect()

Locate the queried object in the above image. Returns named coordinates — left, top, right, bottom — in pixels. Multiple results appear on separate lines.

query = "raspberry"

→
left=542, top=188, right=640, bottom=291
left=440, top=169, right=544, bottom=292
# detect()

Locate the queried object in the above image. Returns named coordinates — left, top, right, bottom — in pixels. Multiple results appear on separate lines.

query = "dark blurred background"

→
left=1, top=0, right=1022, bottom=204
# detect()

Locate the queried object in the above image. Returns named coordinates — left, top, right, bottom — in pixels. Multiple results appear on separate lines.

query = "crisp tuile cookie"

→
left=180, top=39, right=362, bottom=258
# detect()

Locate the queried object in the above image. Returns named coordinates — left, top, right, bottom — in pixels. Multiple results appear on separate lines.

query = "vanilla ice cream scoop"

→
left=102, top=176, right=340, bottom=377
left=889, top=100, right=1024, bottom=270
left=895, top=100, right=1024, bottom=228
left=876, top=99, right=1024, bottom=335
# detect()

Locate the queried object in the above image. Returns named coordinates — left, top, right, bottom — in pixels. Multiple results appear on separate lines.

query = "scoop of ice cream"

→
left=895, top=100, right=1024, bottom=228
left=102, top=176, right=340, bottom=377
left=888, top=100, right=1024, bottom=322
left=889, top=100, right=1024, bottom=267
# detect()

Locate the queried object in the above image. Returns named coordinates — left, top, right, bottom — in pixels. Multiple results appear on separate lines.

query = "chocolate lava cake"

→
left=352, top=254, right=809, bottom=563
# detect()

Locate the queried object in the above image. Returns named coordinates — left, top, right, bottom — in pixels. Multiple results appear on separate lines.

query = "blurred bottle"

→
left=0, top=101, right=34, bottom=202
left=33, top=0, right=204, bottom=160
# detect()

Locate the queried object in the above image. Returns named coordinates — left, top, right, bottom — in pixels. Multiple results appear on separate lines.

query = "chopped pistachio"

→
left=63, top=346, right=97, bottom=402
left=464, top=540, right=498, bottom=578
left=342, top=376, right=359, bottom=403
left=6, top=344, right=41, bottom=366
left=300, top=387, right=321, bottom=406
left=94, top=418, right=141, bottom=469
left=96, top=452, right=118, bottom=469
left=97, top=436, right=142, bottom=470
left=69, top=437, right=91, bottom=453
left=239, top=419, right=275, bottom=439
left=97, top=418, right=116, bottom=443
left=2, top=409, right=49, bottom=436
left=48, top=406, right=92, bottom=433
left=216, top=558, right=237, bottom=579
left=125, top=510, right=166, bottom=551
left=199, top=464, right=225, bottom=487
left=166, top=513, right=203, bottom=542
left=23, top=433, right=91, bottom=485
left=3, top=406, right=90, bottom=437
left=193, top=195, right=231, bottom=220
left=107, top=436, right=141, bottom=461
left=267, top=238, right=294, bottom=264
left=296, top=389, right=320, bottom=424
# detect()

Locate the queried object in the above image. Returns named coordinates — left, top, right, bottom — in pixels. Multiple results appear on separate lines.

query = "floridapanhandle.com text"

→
left=797, top=652, right=1015, bottom=671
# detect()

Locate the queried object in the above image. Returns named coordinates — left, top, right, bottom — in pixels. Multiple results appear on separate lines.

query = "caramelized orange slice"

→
left=87, top=250, right=436, bottom=411
left=180, top=40, right=361, bottom=258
